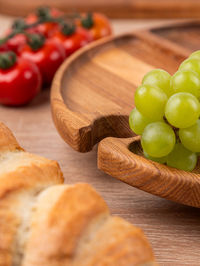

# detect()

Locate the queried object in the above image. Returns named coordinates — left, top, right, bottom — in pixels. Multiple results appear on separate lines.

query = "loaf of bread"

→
left=0, top=122, right=157, bottom=266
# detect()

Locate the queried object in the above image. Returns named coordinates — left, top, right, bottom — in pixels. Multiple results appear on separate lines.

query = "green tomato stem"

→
left=25, top=33, right=45, bottom=51
left=0, top=51, right=17, bottom=69
left=81, top=13, right=94, bottom=29
left=0, top=12, right=77, bottom=45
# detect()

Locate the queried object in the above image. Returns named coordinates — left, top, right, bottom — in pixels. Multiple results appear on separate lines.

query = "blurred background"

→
left=1, top=0, right=200, bottom=18
left=1, top=0, right=199, bottom=36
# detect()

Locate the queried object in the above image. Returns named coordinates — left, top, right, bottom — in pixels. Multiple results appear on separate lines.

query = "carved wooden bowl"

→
left=51, top=20, right=200, bottom=207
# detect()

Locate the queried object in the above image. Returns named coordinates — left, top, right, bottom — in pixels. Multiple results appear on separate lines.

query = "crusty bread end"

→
left=0, top=123, right=63, bottom=266
left=0, top=122, right=157, bottom=266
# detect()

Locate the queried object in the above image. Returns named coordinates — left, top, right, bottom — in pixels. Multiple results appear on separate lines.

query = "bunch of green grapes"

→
left=129, top=51, right=200, bottom=172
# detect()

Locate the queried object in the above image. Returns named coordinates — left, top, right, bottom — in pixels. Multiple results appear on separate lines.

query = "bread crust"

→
left=22, top=184, right=156, bottom=266
left=73, top=216, right=155, bottom=266
left=0, top=123, right=63, bottom=266
left=22, top=184, right=109, bottom=266
left=0, top=123, right=22, bottom=152
left=0, top=122, right=157, bottom=266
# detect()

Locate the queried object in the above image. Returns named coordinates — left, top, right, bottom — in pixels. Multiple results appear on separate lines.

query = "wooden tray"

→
left=2, top=0, right=200, bottom=18
left=51, top=20, right=200, bottom=207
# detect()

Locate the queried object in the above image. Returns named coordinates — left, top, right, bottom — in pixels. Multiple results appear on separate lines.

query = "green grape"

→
left=179, top=58, right=200, bottom=76
left=171, top=70, right=200, bottom=98
left=165, top=92, right=200, bottom=128
left=167, top=143, right=197, bottom=171
left=141, top=121, right=175, bottom=157
left=143, top=150, right=167, bottom=163
left=179, top=120, right=200, bottom=152
left=189, top=50, right=200, bottom=60
left=129, top=108, right=161, bottom=135
left=134, top=85, right=167, bottom=120
left=142, top=69, right=172, bottom=97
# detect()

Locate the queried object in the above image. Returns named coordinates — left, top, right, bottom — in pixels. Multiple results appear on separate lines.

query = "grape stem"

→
left=163, top=116, right=180, bottom=141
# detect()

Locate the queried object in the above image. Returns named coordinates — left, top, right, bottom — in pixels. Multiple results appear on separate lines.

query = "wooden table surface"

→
left=2, top=0, right=200, bottom=18
left=0, top=15, right=200, bottom=266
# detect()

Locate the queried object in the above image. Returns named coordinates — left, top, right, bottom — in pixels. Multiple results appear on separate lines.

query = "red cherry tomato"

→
left=26, top=8, right=62, bottom=37
left=20, top=39, right=66, bottom=85
left=0, top=57, right=41, bottom=106
left=0, top=43, right=9, bottom=52
left=4, top=27, right=39, bottom=55
left=52, top=27, right=92, bottom=57
left=6, top=33, right=26, bottom=54
left=3, top=28, right=26, bottom=54
left=79, top=13, right=112, bottom=40
left=91, top=13, right=112, bottom=40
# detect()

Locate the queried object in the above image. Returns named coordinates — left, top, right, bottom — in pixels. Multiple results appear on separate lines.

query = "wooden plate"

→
left=98, top=136, right=200, bottom=208
left=51, top=20, right=200, bottom=207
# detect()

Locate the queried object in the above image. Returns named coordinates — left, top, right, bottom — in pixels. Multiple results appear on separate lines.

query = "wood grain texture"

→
left=98, top=136, right=200, bottom=208
left=51, top=20, right=200, bottom=208
left=51, top=21, right=192, bottom=153
left=0, top=18, right=200, bottom=265
left=2, top=0, right=200, bottom=18
left=151, top=20, right=200, bottom=51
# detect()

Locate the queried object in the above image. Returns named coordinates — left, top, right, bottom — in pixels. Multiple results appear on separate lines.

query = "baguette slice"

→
left=0, top=123, right=63, bottom=266
left=22, top=183, right=157, bottom=266
left=0, top=123, right=157, bottom=266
